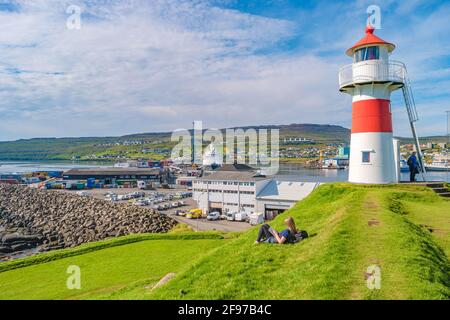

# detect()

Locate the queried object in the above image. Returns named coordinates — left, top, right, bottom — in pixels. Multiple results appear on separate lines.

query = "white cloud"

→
left=0, top=0, right=448, bottom=140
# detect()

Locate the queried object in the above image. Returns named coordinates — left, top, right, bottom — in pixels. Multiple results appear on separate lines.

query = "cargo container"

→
left=76, top=183, right=85, bottom=190
left=86, top=178, right=96, bottom=188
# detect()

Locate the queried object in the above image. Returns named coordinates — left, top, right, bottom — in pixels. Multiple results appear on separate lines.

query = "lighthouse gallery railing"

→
left=338, top=60, right=406, bottom=88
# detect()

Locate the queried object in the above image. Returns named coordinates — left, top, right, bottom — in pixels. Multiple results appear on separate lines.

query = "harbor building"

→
left=192, top=164, right=319, bottom=219
left=256, top=181, right=320, bottom=219
left=63, top=168, right=161, bottom=185
left=193, top=164, right=268, bottom=214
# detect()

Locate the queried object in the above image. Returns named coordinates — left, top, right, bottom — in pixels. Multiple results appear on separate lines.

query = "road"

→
left=166, top=212, right=252, bottom=232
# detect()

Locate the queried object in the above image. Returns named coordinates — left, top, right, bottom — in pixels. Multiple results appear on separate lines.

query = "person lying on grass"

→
left=254, top=217, right=306, bottom=244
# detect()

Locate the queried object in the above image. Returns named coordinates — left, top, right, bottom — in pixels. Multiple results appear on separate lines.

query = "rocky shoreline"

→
left=0, top=185, right=177, bottom=261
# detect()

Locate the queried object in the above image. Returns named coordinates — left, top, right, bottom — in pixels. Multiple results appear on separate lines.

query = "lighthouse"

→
left=339, top=25, right=407, bottom=184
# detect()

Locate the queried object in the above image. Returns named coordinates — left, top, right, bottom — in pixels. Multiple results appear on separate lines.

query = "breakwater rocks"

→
left=0, top=185, right=177, bottom=260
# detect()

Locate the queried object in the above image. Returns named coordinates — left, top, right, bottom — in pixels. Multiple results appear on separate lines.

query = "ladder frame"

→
left=402, top=76, right=427, bottom=181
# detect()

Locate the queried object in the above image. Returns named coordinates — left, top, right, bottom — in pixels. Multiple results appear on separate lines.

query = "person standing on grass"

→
left=407, top=151, right=420, bottom=182
left=254, top=217, right=300, bottom=244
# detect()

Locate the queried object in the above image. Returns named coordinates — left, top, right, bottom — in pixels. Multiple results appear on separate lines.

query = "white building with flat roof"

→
left=192, top=163, right=320, bottom=219
left=193, top=164, right=269, bottom=214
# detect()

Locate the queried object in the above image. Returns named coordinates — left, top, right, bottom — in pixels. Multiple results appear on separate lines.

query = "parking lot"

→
left=61, top=187, right=252, bottom=232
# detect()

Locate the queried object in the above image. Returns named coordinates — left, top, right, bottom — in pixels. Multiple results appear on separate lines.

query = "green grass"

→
left=0, top=231, right=225, bottom=274
left=147, top=184, right=449, bottom=300
left=0, top=236, right=224, bottom=300
left=0, top=184, right=448, bottom=300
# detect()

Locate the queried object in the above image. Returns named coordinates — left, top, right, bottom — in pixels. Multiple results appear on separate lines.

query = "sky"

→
left=0, top=0, right=449, bottom=141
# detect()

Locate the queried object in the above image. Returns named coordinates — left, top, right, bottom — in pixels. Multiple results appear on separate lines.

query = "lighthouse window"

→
left=354, top=46, right=379, bottom=62
left=362, top=151, right=371, bottom=163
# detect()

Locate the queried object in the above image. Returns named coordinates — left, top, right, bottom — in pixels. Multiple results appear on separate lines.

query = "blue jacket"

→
left=408, top=155, right=419, bottom=169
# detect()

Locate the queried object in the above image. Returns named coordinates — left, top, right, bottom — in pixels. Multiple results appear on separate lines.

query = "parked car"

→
left=219, top=214, right=227, bottom=220
left=207, top=211, right=220, bottom=221
left=134, top=200, right=147, bottom=206
left=234, top=212, right=248, bottom=222
left=105, top=193, right=118, bottom=201
left=226, top=212, right=236, bottom=221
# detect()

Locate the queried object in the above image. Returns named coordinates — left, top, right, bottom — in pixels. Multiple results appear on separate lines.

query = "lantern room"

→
left=339, top=26, right=405, bottom=91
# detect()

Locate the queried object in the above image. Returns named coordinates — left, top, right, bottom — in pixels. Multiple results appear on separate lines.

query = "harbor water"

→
left=1, top=161, right=449, bottom=182
left=0, top=160, right=109, bottom=174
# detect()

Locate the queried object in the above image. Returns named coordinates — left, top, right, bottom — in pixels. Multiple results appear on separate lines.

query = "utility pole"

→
left=191, top=121, right=195, bottom=165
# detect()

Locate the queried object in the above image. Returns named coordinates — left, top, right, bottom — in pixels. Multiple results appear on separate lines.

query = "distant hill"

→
left=0, top=123, right=446, bottom=161
left=396, top=135, right=449, bottom=144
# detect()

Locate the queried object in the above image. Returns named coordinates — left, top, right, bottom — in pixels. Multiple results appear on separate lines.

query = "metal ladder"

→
left=401, top=75, right=427, bottom=181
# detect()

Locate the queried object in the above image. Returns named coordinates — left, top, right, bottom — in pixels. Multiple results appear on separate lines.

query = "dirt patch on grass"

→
left=368, top=219, right=380, bottom=227
left=363, top=200, right=380, bottom=210
left=147, top=272, right=176, bottom=291
left=419, top=224, right=448, bottom=236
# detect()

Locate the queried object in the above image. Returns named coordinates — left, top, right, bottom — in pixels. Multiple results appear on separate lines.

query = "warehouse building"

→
left=193, top=164, right=320, bottom=219
left=193, top=164, right=268, bottom=214
left=63, top=168, right=161, bottom=185
left=256, top=181, right=320, bottom=219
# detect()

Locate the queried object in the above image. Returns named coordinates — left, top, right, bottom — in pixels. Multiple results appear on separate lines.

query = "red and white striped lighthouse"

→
left=339, top=25, right=405, bottom=184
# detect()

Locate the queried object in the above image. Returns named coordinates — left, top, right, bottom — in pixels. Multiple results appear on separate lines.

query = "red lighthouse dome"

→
left=345, top=25, right=395, bottom=56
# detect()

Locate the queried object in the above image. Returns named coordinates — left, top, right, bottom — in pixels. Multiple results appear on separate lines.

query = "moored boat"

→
left=425, top=161, right=450, bottom=172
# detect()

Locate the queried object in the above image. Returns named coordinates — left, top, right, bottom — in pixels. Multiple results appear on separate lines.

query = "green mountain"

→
left=0, top=123, right=446, bottom=161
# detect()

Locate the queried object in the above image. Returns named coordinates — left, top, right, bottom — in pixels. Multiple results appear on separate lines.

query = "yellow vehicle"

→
left=186, top=208, right=202, bottom=219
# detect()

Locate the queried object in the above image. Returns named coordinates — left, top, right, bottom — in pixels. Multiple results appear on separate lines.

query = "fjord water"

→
left=1, top=161, right=449, bottom=182
left=0, top=160, right=109, bottom=174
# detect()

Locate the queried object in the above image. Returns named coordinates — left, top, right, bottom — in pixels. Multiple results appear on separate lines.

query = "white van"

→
left=249, top=212, right=264, bottom=225
left=226, top=212, right=236, bottom=221
left=234, top=212, right=248, bottom=222
left=207, top=211, right=220, bottom=221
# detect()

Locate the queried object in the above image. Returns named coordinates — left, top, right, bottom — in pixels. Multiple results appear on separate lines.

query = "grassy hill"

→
left=0, top=183, right=448, bottom=300
left=0, top=123, right=446, bottom=162
left=0, top=123, right=350, bottom=161
left=1, top=123, right=446, bottom=161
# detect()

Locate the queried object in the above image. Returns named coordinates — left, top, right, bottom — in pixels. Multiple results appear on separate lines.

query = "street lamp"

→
left=196, top=191, right=207, bottom=232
